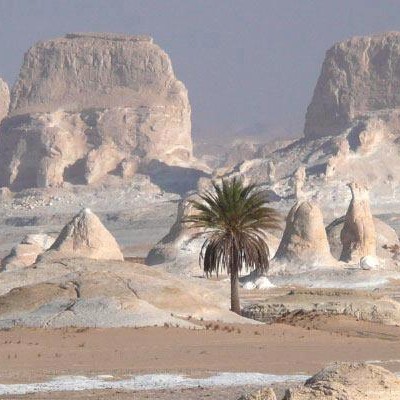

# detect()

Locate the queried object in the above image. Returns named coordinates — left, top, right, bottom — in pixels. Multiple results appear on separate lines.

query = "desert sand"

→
left=0, top=318, right=399, bottom=398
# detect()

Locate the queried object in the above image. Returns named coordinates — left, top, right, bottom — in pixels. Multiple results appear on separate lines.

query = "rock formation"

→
left=283, top=362, right=400, bottom=399
left=145, top=193, right=201, bottom=266
left=237, top=387, right=276, bottom=400
left=340, top=182, right=377, bottom=263
left=266, top=160, right=275, bottom=183
left=1, top=234, right=55, bottom=271
left=43, top=208, right=124, bottom=261
left=305, top=32, right=400, bottom=139
left=327, top=215, right=399, bottom=261
left=0, top=78, right=9, bottom=123
left=292, top=165, right=306, bottom=200
left=273, top=201, right=336, bottom=269
left=0, top=33, right=192, bottom=189
left=0, top=258, right=247, bottom=328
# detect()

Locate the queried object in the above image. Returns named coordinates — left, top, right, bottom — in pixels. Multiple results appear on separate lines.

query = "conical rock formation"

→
left=272, top=201, right=336, bottom=271
left=340, top=182, right=376, bottom=263
left=43, top=208, right=124, bottom=261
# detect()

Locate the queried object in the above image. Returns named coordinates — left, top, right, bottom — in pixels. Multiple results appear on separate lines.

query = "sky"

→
left=1, top=0, right=400, bottom=143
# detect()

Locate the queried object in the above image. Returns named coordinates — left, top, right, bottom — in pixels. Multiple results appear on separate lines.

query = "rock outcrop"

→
left=284, top=362, right=400, bottom=399
left=0, top=258, right=248, bottom=328
left=238, top=387, right=276, bottom=400
left=292, top=165, right=306, bottom=200
left=305, top=32, right=400, bottom=139
left=0, top=78, right=9, bottom=123
left=43, top=208, right=124, bottom=261
left=0, top=33, right=192, bottom=189
left=340, top=182, right=376, bottom=263
left=1, top=234, right=55, bottom=271
left=272, top=201, right=336, bottom=270
left=327, top=215, right=399, bottom=261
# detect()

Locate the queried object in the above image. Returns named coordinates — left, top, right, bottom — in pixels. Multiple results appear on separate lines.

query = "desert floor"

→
left=0, top=316, right=399, bottom=399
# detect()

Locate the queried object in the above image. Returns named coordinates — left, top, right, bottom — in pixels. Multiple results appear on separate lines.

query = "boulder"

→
left=340, top=182, right=377, bottom=263
left=238, top=387, right=276, bottom=400
left=284, top=362, right=400, bottom=399
left=272, top=201, right=336, bottom=270
left=360, top=255, right=379, bottom=270
left=304, top=32, right=400, bottom=139
left=326, top=215, right=399, bottom=260
left=42, top=208, right=124, bottom=261
left=0, top=33, right=192, bottom=189
left=1, top=234, right=55, bottom=271
left=0, top=78, right=9, bottom=123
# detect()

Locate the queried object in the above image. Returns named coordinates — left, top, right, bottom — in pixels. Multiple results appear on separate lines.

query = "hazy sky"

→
left=1, top=0, right=400, bottom=142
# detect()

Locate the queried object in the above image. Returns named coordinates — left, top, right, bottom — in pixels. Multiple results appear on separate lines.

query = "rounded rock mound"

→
left=284, top=362, right=400, bottom=399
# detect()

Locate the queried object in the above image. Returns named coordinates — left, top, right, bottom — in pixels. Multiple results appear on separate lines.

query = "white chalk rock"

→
left=242, top=281, right=256, bottom=290
left=360, top=255, right=379, bottom=270
left=255, top=276, right=275, bottom=289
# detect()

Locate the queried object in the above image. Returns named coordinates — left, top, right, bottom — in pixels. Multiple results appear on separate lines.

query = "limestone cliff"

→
left=305, top=32, right=400, bottom=139
left=0, top=33, right=192, bottom=189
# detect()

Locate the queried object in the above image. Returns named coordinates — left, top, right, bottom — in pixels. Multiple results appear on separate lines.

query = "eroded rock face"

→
left=238, top=387, right=276, bottom=400
left=327, top=215, right=399, bottom=261
left=1, top=234, right=55, bottom=271
left=273, top=201, right=336, bottom=269
left=0, top=78, right=9, bottom=123
left=43, top=208, right=124, bottom=261
left=340, top=182, right=376, bottom=263
left=0, top=33, right=192, bottom=189
left=305, top=32, right=400, bottom=139
left=284, top=362, right=400, bottom=399
left=145, top=193, right=200, bottom=266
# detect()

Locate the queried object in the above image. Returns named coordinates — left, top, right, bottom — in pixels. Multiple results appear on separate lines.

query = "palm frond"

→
left=185, top=177, right=282, bottom=276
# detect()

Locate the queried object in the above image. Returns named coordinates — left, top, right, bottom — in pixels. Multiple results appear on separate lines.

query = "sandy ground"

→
left=0, top=318, right=399, bottom=398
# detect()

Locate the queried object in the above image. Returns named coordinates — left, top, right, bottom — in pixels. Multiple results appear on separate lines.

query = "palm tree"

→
left=185, top=178, right=281, bottom=315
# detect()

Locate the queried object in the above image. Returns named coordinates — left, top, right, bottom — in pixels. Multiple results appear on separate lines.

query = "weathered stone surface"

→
left=42, top=208, right=124, bottom=261
left=292, top=166, right=306, bottom=200
left=305, top=32, right=400, bottom=139
left=0, top=78, right=9, bottom=123
left=238, top=387, right=276, bottom=400
left=0, top=33, right=192, bottom=189
left=272, top=201, right=336, bottom=269
left=284, top=362, right=400, bottom=399
left=340, top=182, right=376, bottom=263
left=242, top=289, right=400, bottom=326
left=1, top=234, right=55, bottom=271
left=327, top=215, right=399, bottom=260
left=0, top=258, right=249, bottom=328
left=145, top=193, right=200, bottom=266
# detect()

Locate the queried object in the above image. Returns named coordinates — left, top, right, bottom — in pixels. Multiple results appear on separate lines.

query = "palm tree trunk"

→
left=230, top=268, right=241, bottom=314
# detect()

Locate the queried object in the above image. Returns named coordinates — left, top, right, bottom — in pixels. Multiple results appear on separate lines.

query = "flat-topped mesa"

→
left=0, top=33, right=192, bottom=189
left=340, top=182, right=377, bottom=263
left=305, top=32, right=400, bottom=139
left=10, top=32, right=183, bottom=114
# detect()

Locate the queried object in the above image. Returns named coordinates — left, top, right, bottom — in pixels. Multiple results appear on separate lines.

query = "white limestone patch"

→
left=0, top=373, right=309, bottom=395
